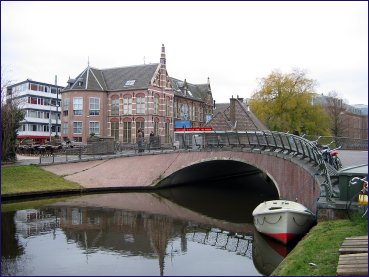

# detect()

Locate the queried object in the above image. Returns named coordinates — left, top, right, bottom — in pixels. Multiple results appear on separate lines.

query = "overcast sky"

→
left=1, top=1, right=368, bottom=105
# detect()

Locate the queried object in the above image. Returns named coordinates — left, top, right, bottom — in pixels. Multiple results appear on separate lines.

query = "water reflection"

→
left=2, top=184, right=280, bottom=276
left=252, top=231, right=295, bottom=275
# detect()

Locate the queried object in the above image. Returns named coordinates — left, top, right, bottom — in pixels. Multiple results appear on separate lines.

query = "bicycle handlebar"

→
left=349, top=177, right=368, bottom=186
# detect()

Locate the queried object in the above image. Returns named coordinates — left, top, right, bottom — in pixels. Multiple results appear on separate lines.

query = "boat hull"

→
left=252, top=200, right=315, bottom=244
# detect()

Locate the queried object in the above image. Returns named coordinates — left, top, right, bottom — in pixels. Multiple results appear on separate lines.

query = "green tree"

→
left=249, top=69, right=331, bottom=135
left=1, top=66, right=25, bottom=162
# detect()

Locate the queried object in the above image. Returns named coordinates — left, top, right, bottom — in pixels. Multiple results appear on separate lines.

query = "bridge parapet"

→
left=304, top=135, right=368, bottom=151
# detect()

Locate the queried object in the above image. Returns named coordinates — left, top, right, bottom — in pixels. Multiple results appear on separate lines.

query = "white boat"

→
left=252, top=200, right=316, bottom=244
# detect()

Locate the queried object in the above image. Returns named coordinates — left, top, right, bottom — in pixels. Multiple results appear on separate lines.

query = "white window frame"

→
left=89, top=121, right=100, bottom=135
left=136, top=96, right=145, bottom=114
left=73, top=121, right=83, bottom=134
left=73, top=97, right=83, bottom=115
left=123, top=97, right=132, bottom=115
left=89, top=97, right=100, bottom=116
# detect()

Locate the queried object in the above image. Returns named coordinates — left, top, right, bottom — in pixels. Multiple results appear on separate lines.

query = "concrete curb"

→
left=1, top=186, right=160, bottom=202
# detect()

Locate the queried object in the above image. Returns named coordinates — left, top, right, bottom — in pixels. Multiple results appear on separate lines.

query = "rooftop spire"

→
left=160, top=44, right=166, bottom=65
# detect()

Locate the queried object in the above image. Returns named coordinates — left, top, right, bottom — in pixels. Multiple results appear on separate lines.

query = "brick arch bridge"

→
left=151, top=150, right=320, bottom=213
left=46, top=131, right=331, bottom=214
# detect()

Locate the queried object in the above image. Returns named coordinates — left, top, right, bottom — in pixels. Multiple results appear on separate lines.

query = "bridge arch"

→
left=156, top=157, right=281, bottom=197
left=153, top=151, right=321, bottom=213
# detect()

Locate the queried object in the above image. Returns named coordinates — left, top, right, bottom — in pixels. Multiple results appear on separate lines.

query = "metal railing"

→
left=304, top=135, right=368, bottom=150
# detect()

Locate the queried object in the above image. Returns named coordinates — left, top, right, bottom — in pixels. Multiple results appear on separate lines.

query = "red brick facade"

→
left=61, top=45, right=213, bottom=144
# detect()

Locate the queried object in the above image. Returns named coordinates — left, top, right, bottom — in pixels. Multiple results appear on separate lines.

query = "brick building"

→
left=61, top=45, right=214, bottom=144
left=312, top=94, right=368, bottom=140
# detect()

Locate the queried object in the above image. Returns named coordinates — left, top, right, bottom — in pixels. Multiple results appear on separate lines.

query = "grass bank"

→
left=273, top=217, right=368, bottom=276
left=1, top=164, right=81, bottom=195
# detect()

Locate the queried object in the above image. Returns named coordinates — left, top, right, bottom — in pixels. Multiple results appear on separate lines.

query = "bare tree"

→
left=325, top=91, right=347, bottom=137
left=1, top=66, right=24, bottom=162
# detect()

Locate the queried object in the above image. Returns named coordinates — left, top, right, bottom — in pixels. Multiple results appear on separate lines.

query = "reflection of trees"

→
left=1, top=212, right=25, bottom=276
left=146, top=215, right=173, bottom=276
left=2, top=199, right=256, bottom=275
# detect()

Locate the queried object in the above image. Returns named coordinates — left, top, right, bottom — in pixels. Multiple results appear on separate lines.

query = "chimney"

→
left=230, top=96, right=236, bottom=127
left=55, top=75, right=57, bottom=86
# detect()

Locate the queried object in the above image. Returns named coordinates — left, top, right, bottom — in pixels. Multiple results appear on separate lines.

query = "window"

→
left=89, top=97, right=100, bottom=115
left=123, top=122, right=131, bottom=143
left=63, top=98, right=69, bottom=116
left=63, top=122, right=68, bottom=135
left=154, top=95, right=159, bottom=115
left=124, top=80, right=135, bottom=86
left=123, top=96, right=132, bottom=115
left=30, top=83, right=38, bottom=91
left=111, top=121, right=119, bottom=141
left=165, top=122, right=170, bottom=143
left=73, top=121, right=82, bottom=134
left=111, top=98, right=119, bottom=116
left=73, top=97, right=83, bottom=115
left=89, top=121, right=100, bottom=135
left=174, top=101, right=178, bottom=118
left=154, top=121, right=159, bottom=136
left=165, top=97, right=170, bottom=116
left=136, top=95, right=145, bottom=114
left=136, top=121, right=144, bottom=136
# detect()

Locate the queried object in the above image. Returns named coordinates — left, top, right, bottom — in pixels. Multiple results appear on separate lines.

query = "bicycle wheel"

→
left=336, top=157, right=343, bottom=169
left=347, top=192, right=368, bottom=220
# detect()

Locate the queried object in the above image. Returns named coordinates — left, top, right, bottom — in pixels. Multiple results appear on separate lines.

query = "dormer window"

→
left=78, top=81, right=83, bottom=87
left=124, top=80, right=135, bottom=86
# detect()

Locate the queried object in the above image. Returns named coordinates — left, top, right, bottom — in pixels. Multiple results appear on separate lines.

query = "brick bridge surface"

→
left=43, top=150, right=321, bottom=213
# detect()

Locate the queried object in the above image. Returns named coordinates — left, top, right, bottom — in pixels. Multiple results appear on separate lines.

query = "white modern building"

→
left=7, top=79, right=62, bottom=144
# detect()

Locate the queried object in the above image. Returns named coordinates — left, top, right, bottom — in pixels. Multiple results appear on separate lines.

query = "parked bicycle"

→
left=346, top=177, right=368, bottom=220
left=319, top=141, right=343, bottom=170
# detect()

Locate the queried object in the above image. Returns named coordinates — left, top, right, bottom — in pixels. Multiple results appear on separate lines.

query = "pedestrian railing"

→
left=304, top=135, right=368, bottom=150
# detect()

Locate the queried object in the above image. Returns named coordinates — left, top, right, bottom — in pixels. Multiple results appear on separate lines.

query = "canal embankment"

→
left=2, top=162, right=368, bottom=276
left=271, top=217, right=367, bottom=276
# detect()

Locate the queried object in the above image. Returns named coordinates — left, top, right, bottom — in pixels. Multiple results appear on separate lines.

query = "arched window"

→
left=154, top=117, right=159, bottom=136
left=154, top=94, right=159, bottom=115
left=123, top=95, right=132, bottom=115
left=135, top=117, right=145, bottom=136
left=123, top=117, right=132, bottom=143
left=110, top=118, right=119, bottom=140
left=111, top=95, right=119, bottom=116
left=136, top=94, right=145, bottom=114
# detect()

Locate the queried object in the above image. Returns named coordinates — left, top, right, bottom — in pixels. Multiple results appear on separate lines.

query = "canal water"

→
left=1, top=176, right=297, bottom=276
